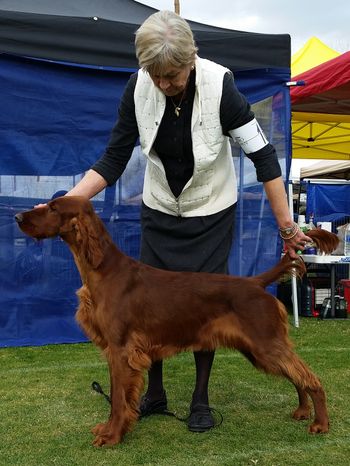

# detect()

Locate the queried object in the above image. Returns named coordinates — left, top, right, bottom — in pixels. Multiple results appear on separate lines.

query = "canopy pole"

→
left=288, top=182, right=300, bottom=328
left=174, top=0, right=180, bottom=14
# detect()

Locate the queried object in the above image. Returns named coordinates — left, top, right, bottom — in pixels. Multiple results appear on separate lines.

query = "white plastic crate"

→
left=315, top=288, right=331, bottom=306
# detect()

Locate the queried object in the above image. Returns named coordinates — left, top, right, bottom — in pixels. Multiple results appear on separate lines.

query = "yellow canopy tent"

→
left=292, top=112, right=350, bottom=160
left=291, top=36, right=339, bottom=76
left=291, top=38, right=350, bottom=161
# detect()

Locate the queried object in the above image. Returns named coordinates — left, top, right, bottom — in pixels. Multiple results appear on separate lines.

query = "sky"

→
left=139, top=0, right=350, bottom=55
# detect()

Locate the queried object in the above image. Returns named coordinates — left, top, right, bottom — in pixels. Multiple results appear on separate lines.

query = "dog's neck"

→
left=60, top=218, right=125, bottom=283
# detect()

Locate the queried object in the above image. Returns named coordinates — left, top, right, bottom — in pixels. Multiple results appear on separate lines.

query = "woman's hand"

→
left=283, top=228, right=312, bottom=259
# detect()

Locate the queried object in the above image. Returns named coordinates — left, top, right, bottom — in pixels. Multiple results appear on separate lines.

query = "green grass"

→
left=0, top=317, right=349, bottom=466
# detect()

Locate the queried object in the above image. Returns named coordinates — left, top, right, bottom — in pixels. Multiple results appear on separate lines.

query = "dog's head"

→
left=15, top=196, right=94, bottom=240
left=15, top=196, right=106, bottom=268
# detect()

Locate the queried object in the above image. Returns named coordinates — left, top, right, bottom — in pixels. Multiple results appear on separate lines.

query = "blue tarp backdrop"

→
left=306, top=183, right=350, bottom=223
left=0, top=5, right=291, bottom=347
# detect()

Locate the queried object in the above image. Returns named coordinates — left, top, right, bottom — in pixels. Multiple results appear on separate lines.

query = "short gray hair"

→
left=135, top=10, right=198, bottom=75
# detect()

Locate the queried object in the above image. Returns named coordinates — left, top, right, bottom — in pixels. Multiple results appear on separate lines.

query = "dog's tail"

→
left=255, top=228, right=339, bottom=288
left=307, top=228, right=339, bottom=255
left=255, top=255, right=306, bottom=288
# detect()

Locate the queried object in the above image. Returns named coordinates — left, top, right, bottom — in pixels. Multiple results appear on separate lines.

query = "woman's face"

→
left=149, top=64, right=193, bottom=97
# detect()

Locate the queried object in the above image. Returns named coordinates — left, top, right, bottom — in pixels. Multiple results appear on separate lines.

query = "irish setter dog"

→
left=15, top=196, right=339, bottom=447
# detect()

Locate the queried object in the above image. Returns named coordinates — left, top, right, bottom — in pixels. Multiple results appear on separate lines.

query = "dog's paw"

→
left=292, top=406, right=311, bottom=421
left=91, top=422, right=107, bottom=436
left=308, top=421, right=329, bottom=434
left=92, top=432, right=121, bottom=447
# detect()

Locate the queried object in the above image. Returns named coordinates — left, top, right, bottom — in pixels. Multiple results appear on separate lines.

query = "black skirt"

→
left=140, top=202, right=236, bottom=274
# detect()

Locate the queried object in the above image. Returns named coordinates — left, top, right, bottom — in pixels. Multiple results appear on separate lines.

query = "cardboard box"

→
left=317, top=222, right=332, bottom=232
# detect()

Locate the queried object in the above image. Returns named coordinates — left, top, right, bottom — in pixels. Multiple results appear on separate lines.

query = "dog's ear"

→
left=72, top=215, right=104, bottom=269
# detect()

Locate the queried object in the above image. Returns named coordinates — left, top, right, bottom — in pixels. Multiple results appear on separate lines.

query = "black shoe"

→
left=139, top=390, right=168, bottom=418
left=187, top=403, right=215, bottom=432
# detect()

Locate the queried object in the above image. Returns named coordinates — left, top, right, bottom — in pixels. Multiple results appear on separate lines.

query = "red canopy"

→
left=290, top=51, right=350, bottom=115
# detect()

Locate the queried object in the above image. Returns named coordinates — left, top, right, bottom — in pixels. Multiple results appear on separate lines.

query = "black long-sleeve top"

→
left=92, top=69, right=281, bottom=198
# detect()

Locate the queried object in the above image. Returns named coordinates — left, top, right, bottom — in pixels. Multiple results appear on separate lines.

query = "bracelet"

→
left=279, top=222, right=299, bottom=240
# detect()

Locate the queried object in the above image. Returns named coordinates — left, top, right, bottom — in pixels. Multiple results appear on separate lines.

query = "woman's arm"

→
left=220, top=74, right=308, bottom=258
left=91, top=73, right=139, bottom=186
left=66, top=169, right=107, bottom=199
left=263, top=176, right=311, bottom=258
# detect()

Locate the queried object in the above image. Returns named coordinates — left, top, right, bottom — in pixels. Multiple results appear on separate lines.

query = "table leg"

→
left=291, top=275, right=299, bottom=327
left=330, top=264, right=336, bottom=317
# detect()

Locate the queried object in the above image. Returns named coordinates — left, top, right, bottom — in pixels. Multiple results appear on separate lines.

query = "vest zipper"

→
left=175, top=198, right=181, bottom=217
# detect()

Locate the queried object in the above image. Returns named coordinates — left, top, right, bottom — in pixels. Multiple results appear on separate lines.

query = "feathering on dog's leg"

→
left=271, top=350, right=329, bottom=433
left=292, top=385, right=311, bottom=421
left=92, top=349, right=128, bottom=447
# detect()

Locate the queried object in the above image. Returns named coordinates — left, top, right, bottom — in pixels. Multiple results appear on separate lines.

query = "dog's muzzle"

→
left=15, top=213, right=23, bottom=223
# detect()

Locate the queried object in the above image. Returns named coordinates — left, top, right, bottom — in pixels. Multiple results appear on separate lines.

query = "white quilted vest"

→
left=134, top=57, right=237, bottom=217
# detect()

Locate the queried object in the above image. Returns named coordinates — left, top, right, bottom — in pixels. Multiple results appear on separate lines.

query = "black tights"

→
left=145, top=350, right=215, bottom=406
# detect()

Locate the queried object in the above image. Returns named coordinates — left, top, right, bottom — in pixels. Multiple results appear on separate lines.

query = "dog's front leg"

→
left=92, top=348, right=129, bottom=447
left=292, top=384, right=311, bottom=421
left=91, top=355, right=115, bottom=438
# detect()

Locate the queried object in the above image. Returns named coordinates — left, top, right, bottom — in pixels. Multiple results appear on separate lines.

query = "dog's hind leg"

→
left=250, top=345, right=329, bottom=434
left=280, top=351, right=329, bottom=433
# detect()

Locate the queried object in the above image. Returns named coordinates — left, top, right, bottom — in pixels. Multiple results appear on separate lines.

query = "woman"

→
left=64, top=10, right=310, bottom=432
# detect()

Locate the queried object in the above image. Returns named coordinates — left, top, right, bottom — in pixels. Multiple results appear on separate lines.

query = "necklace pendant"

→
left=175, top=107, right=180, bottom=117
